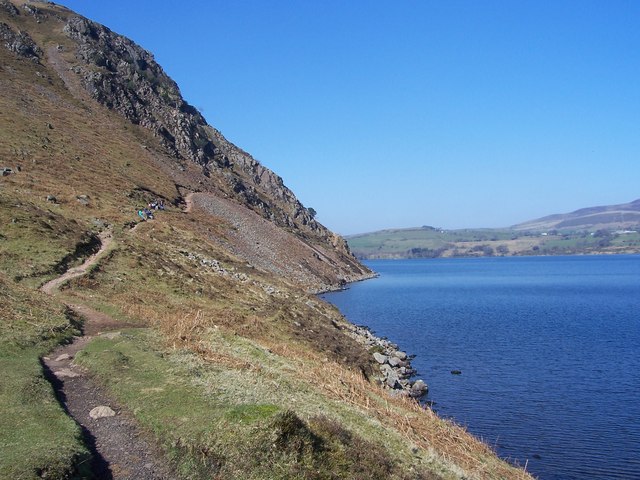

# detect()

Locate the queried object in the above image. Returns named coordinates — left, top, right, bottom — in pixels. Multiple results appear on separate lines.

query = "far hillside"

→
left=513, top=198, right=640, bottom=231
left=347, top=199, right=640, bottom=259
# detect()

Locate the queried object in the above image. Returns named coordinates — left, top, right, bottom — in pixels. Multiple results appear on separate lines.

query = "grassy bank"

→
left=0, top=223, right=534, bottom=479
left=4, top=205, right=532, bottom=479
left=0, top=276, right=89, bottom=479
left=75, top=328, right=447, bottom=479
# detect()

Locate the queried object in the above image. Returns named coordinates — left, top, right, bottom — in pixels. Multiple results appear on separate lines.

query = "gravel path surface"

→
left=40, top=231, right=176, bottom=479
left=43, top=329, right=174, bottom=479
left=40, top=230, right=113, bottom=295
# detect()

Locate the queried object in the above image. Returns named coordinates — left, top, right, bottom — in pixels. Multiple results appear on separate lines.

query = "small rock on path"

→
left=90, top=406, right=116, bottom=419
left=43, top=329, right=175, bottom=479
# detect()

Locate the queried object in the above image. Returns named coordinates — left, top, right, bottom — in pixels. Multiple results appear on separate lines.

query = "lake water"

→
left=321, top=255, right=640, bottom=480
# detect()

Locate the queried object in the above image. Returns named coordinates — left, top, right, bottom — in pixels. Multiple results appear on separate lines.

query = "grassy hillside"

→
left=1, top=1, right=532, bottom=478
left=348, top=226, right=640, bottom=260
left=0, top=275, right=90, bottom=479
left=513, top=198, right=640, bottom=231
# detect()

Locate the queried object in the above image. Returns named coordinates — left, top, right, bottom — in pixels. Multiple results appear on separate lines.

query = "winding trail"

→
left=41, top=230, right=113, bottom=295
left=40, top=229, right=175, bottom=479
left=184, top=192, right=195, bottom=213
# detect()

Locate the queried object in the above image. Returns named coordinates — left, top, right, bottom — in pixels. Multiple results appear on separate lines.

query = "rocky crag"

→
left=58, top=11, right=370, bottom=287
left=0, top=2, right=532, bottom=478
left=1, top=0, right=370, bottom=290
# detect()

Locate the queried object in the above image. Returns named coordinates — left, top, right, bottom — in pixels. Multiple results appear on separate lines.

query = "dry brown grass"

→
left=57, top=227, right=534, bottom=479
left=258, top=340, right=534, bottom=480
left=53, top=204, right=532, bottom=478
left=68, top=230, right=532, bottom=478
left=116, top=302, right=258, bottom=371
left=114, top=290, right=533, bottom=479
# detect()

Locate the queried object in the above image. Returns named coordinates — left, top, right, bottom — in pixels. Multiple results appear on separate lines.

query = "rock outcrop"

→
left=0, top=20, right=41, bottom=61
left=59, top=13, right=366, bottom=282
left=346, top=324, right=428, bottom=398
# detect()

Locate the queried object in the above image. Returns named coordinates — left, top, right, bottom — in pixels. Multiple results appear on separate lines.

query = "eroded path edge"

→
left=40, top=229, right=175, bottom=479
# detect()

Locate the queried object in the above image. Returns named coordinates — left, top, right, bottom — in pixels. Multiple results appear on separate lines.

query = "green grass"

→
left=75, top=328, right=443, bottom=479
left=347, top=227, right=519, bottom=257
left=0, top=193, right=96, bottom=285
left=347, top=226, right=640, bottom=258
left=0, top=276, right=88, bottom=479
left=0, top=350, right=90, bottom=480
left=75, top=330, right=228, bottom=477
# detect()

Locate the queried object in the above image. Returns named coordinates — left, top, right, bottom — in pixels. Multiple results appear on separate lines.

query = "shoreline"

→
left=309, top=271, right=379, bottom=295
left=320, top=271, right=428, bottom=399
left=344, top=322, right=428, bottom=398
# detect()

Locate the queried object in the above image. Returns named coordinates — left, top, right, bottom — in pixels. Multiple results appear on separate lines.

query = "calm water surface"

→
left=322, top=255, right=640, bottom=480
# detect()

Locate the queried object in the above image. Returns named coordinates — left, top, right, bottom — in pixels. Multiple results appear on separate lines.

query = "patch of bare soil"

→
left=184, top=192, right=194, bottom=213
left=42, top=329, right=174, bottom=480
left=40, top=233, right=176, bottom=479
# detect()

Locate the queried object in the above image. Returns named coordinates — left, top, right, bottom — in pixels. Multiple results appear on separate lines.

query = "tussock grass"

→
left=76, top=327, right=444, bottom=480
left=62, top=218, right=533, bottom=479
left=253, top=338, right=532, bottom=479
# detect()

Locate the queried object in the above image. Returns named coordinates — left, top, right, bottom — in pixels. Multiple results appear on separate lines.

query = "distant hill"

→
left=3, top=2, right=527, bottom=479
left=347, top=199, right=640, bottom=259
left=512, top=199, right=640, bottom=231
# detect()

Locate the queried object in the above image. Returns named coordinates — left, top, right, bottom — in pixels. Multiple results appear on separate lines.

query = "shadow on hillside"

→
left=41, top=359, right=113, bottom=479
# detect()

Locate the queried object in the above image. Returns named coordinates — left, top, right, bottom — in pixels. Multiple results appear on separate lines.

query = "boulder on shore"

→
left=373, top=352, right=388, bottom=364
left=409, top=379, right=428, bottom=398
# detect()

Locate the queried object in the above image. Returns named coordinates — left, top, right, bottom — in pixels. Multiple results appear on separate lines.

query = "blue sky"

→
left=59, top=1, right=639, bottom=235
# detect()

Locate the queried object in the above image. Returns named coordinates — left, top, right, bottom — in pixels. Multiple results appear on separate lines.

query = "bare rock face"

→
left=63, top=16, right=210, bottom=163
left=0, top=21, right=41, bottom=61
left=0, top=1, right=18, bottom=17
left=60, top=13, right=368, bottom=280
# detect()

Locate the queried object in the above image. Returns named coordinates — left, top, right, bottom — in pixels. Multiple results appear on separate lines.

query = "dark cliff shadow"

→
left=41, top=358, right=113, bottom=479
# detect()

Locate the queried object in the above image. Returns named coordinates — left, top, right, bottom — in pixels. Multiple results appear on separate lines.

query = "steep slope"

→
left=1, top=0, right=370, bottom=291
left=58, top=8, right=370, bottom=289
left=1, top=2, right=532, bottom=479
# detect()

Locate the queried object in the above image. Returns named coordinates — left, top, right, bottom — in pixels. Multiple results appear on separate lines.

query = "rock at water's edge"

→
left=409, top=379, right=428, bottom=398
left=373, top=352, right=388, bottom=364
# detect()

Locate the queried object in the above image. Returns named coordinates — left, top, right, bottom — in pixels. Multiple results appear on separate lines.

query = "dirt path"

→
left=40, top=230, right=176, bottom=479
left=184, top=192, right=195, bottom=213
left=41, top=230, right=114, bottom=295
